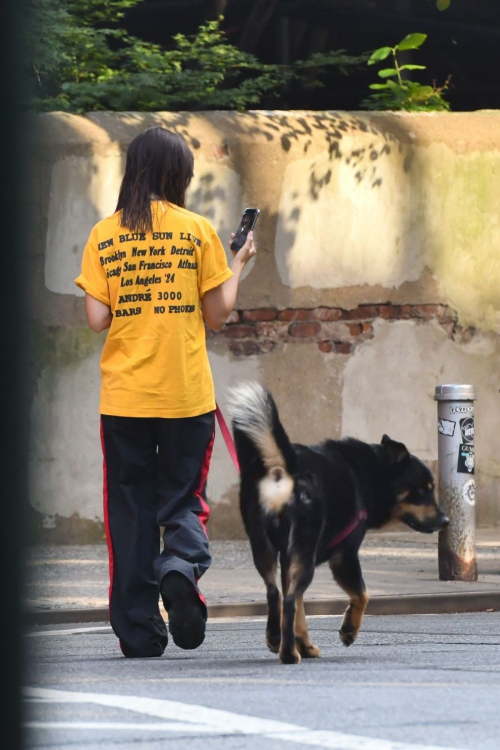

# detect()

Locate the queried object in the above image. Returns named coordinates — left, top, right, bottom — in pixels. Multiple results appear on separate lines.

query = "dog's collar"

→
left=328, top=509, right=368, bottom=549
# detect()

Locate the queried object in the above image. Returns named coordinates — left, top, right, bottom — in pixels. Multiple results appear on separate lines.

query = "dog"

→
left=228, top=382, right=449, bottom=665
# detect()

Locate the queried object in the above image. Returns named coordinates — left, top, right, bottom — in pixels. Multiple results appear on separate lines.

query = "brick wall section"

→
left=208, top=304, right=466, bottom=356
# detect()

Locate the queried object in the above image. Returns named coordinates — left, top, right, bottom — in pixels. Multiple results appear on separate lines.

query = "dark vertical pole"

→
left=239, top=0, right=280, bottom=52
left=0, top=0, right=28, bottom=747
left=204, top=0, right=228, bottom=20
left=277, top=16, right=290, bottom=65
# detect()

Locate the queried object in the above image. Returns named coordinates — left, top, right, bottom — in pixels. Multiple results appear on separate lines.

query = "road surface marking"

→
left=24, top=721, right=220, bottom=733
left=26, top=626, right=112, bottom=637
left=24, top=687, right=469, bottom=750
left=26, top=615, right=345, bottom=637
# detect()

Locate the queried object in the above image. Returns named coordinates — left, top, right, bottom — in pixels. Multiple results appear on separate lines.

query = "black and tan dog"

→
left=228, top=382, right=449, bottom=665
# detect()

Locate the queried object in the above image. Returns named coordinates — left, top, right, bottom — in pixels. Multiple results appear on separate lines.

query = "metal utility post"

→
left=435, top=384, right=478, bottom=581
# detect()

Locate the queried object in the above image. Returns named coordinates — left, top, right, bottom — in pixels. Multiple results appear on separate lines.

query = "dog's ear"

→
left=381, top=434, right=409, bottom=464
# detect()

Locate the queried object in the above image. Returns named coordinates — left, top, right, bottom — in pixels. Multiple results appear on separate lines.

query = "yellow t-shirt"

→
left=75, top=201, right=233, bottom=418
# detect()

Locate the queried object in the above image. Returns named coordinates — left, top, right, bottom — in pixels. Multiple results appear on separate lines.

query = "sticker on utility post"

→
left=463, top=479, right=476, bottom=506
left=438, top=418, right=455, bottom=437
left=457, top=444, right=475, bottom=474
left=459, top=417, right=474, bottom=444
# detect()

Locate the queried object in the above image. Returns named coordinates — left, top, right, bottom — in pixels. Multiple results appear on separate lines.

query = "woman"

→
left=75, top=126, right=255, bottom=658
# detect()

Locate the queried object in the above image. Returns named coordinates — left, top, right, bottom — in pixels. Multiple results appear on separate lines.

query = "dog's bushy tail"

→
left=227, top=382, right=297, bottom=513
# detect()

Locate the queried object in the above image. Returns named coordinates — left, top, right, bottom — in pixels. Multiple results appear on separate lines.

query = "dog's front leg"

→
left=265, top=575, right=281, bottom=653
left=280, top=593, right=300, bottom=664
left=330, top=549, right=369, bottom=647
left=279, top=555, right=315, bottom=665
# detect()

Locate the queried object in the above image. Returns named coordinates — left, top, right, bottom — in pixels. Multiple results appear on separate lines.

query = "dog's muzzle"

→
left=402, top=510, right=449, bottom=534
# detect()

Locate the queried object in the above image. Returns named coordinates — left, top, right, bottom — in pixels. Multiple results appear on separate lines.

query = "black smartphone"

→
left=230, top=207, right=260, bottom=253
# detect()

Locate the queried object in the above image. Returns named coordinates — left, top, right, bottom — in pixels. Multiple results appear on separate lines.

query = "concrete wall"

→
left=28, top=110, right=500, bottom=540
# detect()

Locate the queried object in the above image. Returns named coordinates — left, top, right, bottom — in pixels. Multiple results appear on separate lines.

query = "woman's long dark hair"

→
left=116, top=127, right=194, bottom=233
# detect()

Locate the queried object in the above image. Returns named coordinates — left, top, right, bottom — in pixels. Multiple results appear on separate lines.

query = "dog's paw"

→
left=266, top=639, right=280, bottom=654
left=279, top=648, right=302, bottom=665
left=266, top=632, right=281, bottom=653
left=297, top=640, right=321, bottom=658
left=339, top=627, right=356, bottom=647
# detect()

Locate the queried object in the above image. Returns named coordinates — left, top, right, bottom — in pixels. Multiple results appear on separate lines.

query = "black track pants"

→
left=100, top=412, right=215, bottom=658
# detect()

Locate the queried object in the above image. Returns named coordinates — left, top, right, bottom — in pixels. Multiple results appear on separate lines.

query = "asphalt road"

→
left=24, top=612, right=500, bottom=750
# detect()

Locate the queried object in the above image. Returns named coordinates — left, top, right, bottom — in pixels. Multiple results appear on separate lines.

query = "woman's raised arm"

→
left=202, top=231, right=256, bottom=331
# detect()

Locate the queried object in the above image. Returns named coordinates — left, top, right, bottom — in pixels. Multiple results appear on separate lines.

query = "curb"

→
left=26, top=591, right=500, bottom=626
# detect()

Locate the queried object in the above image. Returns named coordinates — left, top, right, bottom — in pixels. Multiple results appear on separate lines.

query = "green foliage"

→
left=27, top=1, right=364, bottom=112
left=396, top=32, right=428, bottom=51
left=362, top=33, right=451, bottom=112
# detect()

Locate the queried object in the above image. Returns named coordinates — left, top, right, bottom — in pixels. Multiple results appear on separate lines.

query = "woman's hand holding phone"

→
left=229, top=231, right=256, bottom=268
left=202, top=211, right=257, bottom=330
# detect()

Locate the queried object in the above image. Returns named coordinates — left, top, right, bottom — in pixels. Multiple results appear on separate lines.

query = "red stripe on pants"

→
left=194, top=427, right=215, bottom=538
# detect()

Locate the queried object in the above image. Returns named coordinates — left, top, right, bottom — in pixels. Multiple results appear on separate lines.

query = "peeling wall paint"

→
left=29, top=343, right=102, bottom=520
left=45, top=151, right=123, bottom=296
left=275, top=133, right=500, bottom=337
left=417, top=145, right=500, bottom=332
left=275, top=136, right=422, bottom=289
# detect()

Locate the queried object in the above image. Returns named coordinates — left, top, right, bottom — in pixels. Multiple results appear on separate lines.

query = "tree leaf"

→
left=369, top=83, right=389, bottom=89
left=368, top=47, right=392, bottom=65
left=437, top=0, right=451, bottom=10
left=409, top=85, right=434, bottom=101
left=378, top=68, right=399, bottom=78
left=386, top=79, right=405, bottom=92
left=397, top=33, right=427, bottom=51
left=399, top=64, right=427, bottom=71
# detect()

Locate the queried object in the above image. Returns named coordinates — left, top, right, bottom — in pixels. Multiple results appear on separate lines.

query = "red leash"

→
left=215, top=404, right=240, bottom=473
left=215, top=404, right=367, bottom=547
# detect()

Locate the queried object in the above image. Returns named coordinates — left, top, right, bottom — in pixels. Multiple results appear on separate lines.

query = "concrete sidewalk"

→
left=25, top=528, right=500, bottom=617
